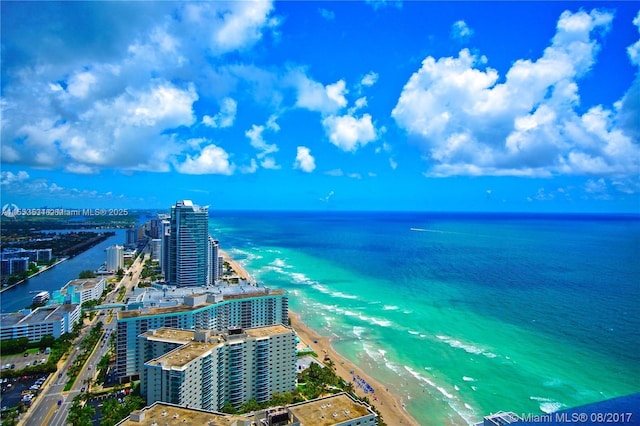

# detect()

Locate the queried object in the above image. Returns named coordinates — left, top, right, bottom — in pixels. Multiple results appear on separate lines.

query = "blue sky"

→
left=1, top=1, right=639, bottom=212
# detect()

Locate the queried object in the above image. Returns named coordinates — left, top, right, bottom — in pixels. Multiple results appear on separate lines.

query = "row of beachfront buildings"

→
left=113, top=284, right=378, bottom=426
left=0, top=200, right=380, bottom=425
left=107, top=200, right=224, bottom=286
left=1, top=280, right=379, bottom=425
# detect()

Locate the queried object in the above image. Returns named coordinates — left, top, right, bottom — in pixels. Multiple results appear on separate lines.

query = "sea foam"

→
left=530, top=397, right=565, bottom=414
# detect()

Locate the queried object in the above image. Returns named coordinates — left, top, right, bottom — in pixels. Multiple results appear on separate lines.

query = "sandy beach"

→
left=219, top=249, right=255, bottom=283
left=222, top=249, right=419, bottom=425
left=290, top=311, right=420, bottom=426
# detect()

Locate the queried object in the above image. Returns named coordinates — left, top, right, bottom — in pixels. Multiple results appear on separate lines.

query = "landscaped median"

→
left=64, top=321, right=103, bottom=392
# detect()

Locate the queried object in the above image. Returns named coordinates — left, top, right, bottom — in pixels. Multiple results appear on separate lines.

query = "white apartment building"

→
left=68, top=277, right=106, bottom=304
left=140, top=325, right=297, bottom=411
left=106, top=244, right=124, bottom=272
left=0, top=304, right=81, bottom=342
left=115, top=288, right=289, bottom=381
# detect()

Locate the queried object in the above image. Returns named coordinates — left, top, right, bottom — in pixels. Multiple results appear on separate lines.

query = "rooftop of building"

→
left=117, top=284, right=285, bottom=319
left=140, top=328, right=195, bottom=344
left=117, top=402, right=247, bottom=426
left=288, top=393, right=374, bottom=426
left=0, top=312, right=23, bottom=327
left=148, top=341, right=216, bottom=369
left=141, top=325, right=292, bottom=345
left=174, top=199, right=208, bottom=213
left=0, top=304, right=79, bottom=327
left=67, top=278, right=104, bottom=290
left=245, top=324, right=293, bottom=338
left=118, top=395, right=377, bottom=426
left=142, top=325, right=295, bottom=369
left=118, top=303, right=201, bottom=319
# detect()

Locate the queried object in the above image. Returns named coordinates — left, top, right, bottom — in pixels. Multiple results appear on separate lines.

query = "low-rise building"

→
left=116, top=392, right=378, bottom=426
left=50, top=277, right=106, bottom=305
left=0, top=304, right=81, bottom=342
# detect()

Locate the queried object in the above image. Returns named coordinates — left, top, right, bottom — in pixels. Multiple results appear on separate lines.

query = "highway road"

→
left=21, top=247, right=149, bottom=426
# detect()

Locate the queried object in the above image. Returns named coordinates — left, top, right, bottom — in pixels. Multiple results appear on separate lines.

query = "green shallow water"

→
left=210, top=212, right=640, bottom=424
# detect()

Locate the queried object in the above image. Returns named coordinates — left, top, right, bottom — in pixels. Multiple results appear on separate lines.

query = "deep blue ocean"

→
left=209, top=211, right=640, bottom=425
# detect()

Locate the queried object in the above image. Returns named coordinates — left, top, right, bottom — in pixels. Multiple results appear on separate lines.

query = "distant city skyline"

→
left=1, top=2, right=639, bottom=213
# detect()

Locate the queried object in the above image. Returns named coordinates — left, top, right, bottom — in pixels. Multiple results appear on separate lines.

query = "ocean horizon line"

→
left=206, top=209, right=640, bottom=220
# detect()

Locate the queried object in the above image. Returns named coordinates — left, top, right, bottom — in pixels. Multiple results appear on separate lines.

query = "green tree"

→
left=79, top=270, right=96, bottom=279
left=99, top=398, right=121, bottom=426
left=38, top=335, right=55, bottom=350
left=0, top=337, right=29, bottom=355
left=68, top=399, right=95, bottom=426
left=220, top=402, right=238, bottom=414
left=240, top=398, right=261, bottom=413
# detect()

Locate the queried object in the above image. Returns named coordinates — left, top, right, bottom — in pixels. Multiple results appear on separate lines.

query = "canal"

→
left=0, top=229, right=126, bottom=313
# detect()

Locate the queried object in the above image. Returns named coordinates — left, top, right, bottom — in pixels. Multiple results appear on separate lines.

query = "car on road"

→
left=81, top=387, right=85, bottom=392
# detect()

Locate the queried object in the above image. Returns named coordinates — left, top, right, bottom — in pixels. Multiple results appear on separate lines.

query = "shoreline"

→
left=0, top=257, right=68, bottom=294
left=221, top=248, right=420, bottom=424
left=219, top=249, right=256, bottom=284
left=289, top=311, right=420, bottom=426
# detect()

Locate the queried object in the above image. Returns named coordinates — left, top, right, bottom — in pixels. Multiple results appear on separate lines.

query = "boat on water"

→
left=32, top=291, right=50, bottom=304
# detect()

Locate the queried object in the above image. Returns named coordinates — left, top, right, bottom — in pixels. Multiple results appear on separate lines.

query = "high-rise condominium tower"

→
left=207, top=236, right=220, bottom=285
left=168, top=200, right=208, bottom=287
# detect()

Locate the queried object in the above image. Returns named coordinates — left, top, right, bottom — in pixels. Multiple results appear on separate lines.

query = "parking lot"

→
left=0, top=374, right=50, bottom=410
left=1, top=351, right=50, bottom=371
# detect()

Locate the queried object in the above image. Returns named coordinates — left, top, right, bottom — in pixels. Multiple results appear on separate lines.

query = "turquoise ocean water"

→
left=209, top=211, right=640, bottom=425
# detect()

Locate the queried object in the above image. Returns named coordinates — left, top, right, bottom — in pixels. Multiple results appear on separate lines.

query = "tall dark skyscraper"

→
left=168, top=200, right=208, bottom=287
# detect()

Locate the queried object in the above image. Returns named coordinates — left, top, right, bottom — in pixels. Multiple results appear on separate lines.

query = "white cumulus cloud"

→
left=246, top=123, right=279, bottom=159
left=294, top=146, right=316, bottom=172
left=1, top=170, right=30, bottom=186
left=184, top=0, right=277, bottom=54
left=203, top=98, right=237, bottom=128
left=0, top=1, right=278, bottom=175
left=451, top=20, right=474, bottom=41
left=289, top=69, right=348, bottom=114
left=176, top=144, right=234, bottom=175
left=392, top=9, right=639, bottom=184
left=260, top=156, right=280, bottom=170
left=322, top=113, right=377, bottom=152
left=628, top=11, right=640, bottom=65
left=361, top=71, right=379, bottom=87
